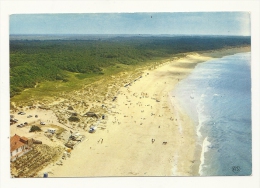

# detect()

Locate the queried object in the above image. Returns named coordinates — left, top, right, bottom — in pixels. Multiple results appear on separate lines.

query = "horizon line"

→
left=9, top=33, right=251, bottom=37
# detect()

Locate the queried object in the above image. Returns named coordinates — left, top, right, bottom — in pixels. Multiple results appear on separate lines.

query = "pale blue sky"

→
left=10, top=12, right=250, bottom=36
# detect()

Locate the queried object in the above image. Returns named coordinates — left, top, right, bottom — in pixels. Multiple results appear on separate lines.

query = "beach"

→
left=10, top=46, right=250, bottom=177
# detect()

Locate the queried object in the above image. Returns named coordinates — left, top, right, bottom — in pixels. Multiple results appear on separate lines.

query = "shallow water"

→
left=172, top=52, right=252, bottom=176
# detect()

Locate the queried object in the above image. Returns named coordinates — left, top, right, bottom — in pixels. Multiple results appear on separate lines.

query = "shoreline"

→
left=10, top=46, right=251, bottom=177
left=170, top=46, right=251, bottom=176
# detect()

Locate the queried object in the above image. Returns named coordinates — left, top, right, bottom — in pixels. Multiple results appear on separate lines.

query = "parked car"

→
left=17, top=124, right=24, bottom=128
left=89, top=126, right=96, bottom=133
left=27, top=115, right=32, bottom=118
left=18, top=112, right=26, bottom=115
left=10, top=118, right=18, bottom=123
left=40, top=122, right=45, bottom=125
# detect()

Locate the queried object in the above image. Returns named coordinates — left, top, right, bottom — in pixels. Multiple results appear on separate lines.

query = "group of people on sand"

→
left=98, top=138, right=103, bottom=144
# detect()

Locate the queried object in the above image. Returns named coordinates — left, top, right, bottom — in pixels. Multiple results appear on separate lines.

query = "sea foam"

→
left=172, top=52, right=252, bottom=176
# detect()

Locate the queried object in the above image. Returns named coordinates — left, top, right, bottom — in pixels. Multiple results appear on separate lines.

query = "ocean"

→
left=172, top=52, right=252, bottom=176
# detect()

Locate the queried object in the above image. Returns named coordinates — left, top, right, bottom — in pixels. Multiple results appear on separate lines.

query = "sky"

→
left=10, top=12, right=250, bottom=36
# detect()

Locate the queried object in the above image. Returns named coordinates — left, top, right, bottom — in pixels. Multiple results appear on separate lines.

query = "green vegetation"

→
left=68, top=116, right=80, bottom=122
left=10, top=35, right=250, bottom=99
left=29, top=125, right=42, bottom=132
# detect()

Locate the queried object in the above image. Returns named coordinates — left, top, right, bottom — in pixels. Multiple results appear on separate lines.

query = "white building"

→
left=47, top=128, right=56, bottom=134
left=10, top=134, right=32, bottom=162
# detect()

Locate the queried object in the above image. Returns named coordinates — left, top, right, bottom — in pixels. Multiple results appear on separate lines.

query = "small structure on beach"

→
left=70, top=132, right=85, bottom=142
left=89, top=126, right=97, bottom=133
left=84, top=112, right=98, bottom=118
left=102, top=114, right=106, bottom=120
left=32, top=139, right=42, bottom=144
left=65, top=132, right=85, bottom=149
left=47, top=128, right=56, bottom=134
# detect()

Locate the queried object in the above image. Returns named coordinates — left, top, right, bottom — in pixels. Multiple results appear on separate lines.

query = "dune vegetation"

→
left=10, top=35, right=250, bottom=102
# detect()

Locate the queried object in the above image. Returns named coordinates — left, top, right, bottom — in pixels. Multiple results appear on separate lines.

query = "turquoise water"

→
left=172, top=52, right=252, bottom=176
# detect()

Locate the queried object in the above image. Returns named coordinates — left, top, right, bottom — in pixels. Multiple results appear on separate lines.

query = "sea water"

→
left=172, top=52, right=252, bottom=176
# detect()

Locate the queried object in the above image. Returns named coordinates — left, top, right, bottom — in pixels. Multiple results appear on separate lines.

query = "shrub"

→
left=68, top=116, right=80, bottom=122
left=29, top=125, right=41, bottom=132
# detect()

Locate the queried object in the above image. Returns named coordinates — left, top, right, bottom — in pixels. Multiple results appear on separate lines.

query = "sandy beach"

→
left=10, top=46, right=250, bottom=177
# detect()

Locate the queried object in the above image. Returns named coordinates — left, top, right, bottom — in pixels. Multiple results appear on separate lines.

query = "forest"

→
left=10, top=35, right=250, bottom=97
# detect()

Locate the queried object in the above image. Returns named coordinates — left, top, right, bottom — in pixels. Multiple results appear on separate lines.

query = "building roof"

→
left=20, top=136, right=28, bottom=142
left=10, top=134, right=28, bottom=152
